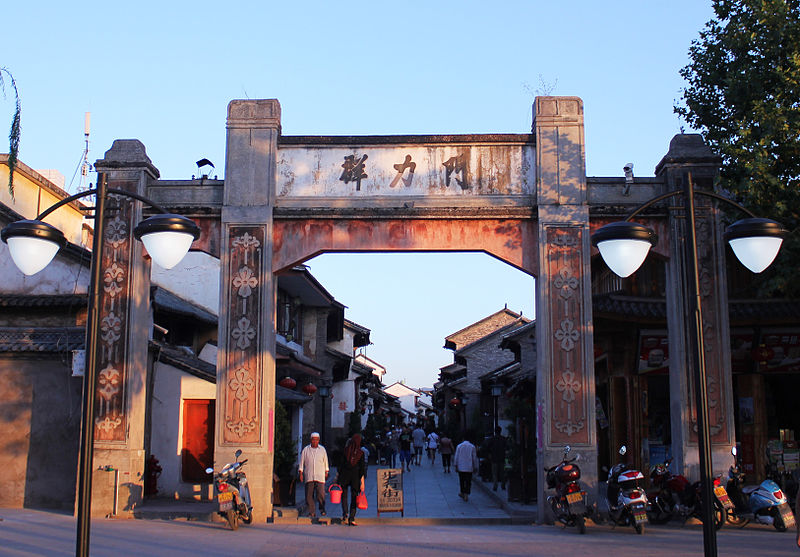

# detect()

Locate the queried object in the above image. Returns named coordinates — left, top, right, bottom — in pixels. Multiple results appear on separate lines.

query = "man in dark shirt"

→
left=487, top=426, right=507, bottom=491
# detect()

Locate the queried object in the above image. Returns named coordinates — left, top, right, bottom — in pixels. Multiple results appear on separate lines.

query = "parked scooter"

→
left=726, top=446, right=796, bottom=531
left=606, top=446, right=649, bottom=534
left=545, top=445, right=592, bottom=534
left=206, top=449, right=253, bottom=530
left=647, top=457, right=730, bottom=530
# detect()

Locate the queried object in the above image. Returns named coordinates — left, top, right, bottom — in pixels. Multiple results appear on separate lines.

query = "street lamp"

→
left=318, top=383, right=331, bottom=443
left=1, top=173, right=200, bottom=557
left=490, top=383, right=503, bottom=433
left=591, top=173, right=785, bottom=557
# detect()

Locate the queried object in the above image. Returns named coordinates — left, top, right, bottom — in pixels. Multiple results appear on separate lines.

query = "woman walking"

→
left=338, top=433, right=366, bottom=526
left=439, top=434, right=454, bottom=473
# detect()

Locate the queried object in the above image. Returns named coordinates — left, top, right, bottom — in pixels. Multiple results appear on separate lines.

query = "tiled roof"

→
left=444, top=308, right=527, bottom=350
left=593, top=294, right=800, bottom=324
left=0, top=294, right=87, bottom=308
left=151, top=287, right=217, bottom=324
left=0, top=327, right=85, bottom=352
left=150, top=340, right=215, bottom=382
left=592, top=294, right=666, bottom=320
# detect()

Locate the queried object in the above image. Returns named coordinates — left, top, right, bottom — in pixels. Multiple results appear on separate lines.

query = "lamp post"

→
left=318, top=384, right=331, bottom=443
left=591, top=173, right=785, bottom=557
left=1, top=174, right=200, bottom=557
left=490, top=384, right=503, bottom=433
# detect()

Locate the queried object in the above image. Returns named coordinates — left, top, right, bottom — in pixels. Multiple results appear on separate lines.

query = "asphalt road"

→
left=0, top=508, right=797, bottom=556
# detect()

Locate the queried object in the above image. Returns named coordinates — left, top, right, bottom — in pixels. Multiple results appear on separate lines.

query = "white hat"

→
left=310, top=432, right=320, bottom=438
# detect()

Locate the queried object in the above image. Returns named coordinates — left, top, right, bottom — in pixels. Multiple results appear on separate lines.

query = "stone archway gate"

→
left=90, top=97, right=739, bottom=524
left=209, top=97, right=597, bottom=522
left=97, top=96, right=740, bottom=523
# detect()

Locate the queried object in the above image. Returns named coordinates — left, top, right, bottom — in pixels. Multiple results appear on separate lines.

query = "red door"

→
left=182, top=399, right=215, bottom=483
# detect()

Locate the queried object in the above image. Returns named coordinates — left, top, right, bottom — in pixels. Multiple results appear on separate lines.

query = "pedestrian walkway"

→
left=135, top=455, right=537, bottom=525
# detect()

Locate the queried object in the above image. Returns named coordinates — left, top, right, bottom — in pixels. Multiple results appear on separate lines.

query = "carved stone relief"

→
left=222, top=227, right=264, bottom=444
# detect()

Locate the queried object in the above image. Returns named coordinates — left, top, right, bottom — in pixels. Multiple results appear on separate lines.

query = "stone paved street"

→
left=0, top=506, right=797, bottom=556
left=2, top=458, right=798, bottom=555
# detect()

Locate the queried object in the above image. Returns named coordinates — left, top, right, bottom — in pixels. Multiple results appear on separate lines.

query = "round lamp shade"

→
left=724, top=218, right=786, bottom=273
left=134, top=214, right=200, bottom=270
left=1, top=220, right=68, bottom=276
left=279, top=376, right=297, bottom=389
left=591, top=221, right=658, bottom=278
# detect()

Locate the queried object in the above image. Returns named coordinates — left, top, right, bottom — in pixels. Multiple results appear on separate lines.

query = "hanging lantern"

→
left=279, top=376, right=296, bottom=389
left=302, top=383, right=318, bottom=395
left=449, top=397, right=462, bottom=408
left=751, top=344, right=774, bottom=364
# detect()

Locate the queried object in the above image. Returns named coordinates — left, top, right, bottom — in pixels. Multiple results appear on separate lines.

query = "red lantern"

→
left=279, top=376, right=296, bottom=389
left=302, top=383, right=317, bottom=395
left=751, top=345, right=774, bottom=364
left=449, top=397, right=462, bottom=408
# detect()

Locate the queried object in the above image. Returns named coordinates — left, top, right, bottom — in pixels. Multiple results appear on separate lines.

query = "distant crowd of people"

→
left=297, top=422, right=510, bottom=521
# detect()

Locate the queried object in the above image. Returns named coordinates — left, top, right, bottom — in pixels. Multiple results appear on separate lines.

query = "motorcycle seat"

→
left=742, top=485, right=759, bottom=495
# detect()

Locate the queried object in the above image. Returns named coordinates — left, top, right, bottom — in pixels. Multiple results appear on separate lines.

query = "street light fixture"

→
left=591, top=173, right=785, bottom=557
left=490, top=384, right=503, bottom=433
left=1, top=174, right=200, bottom=557
left=318, top=384, right=331, bottom=443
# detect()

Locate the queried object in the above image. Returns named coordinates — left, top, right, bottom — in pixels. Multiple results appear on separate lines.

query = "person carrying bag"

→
left=338, top=433, right=366, bottom=526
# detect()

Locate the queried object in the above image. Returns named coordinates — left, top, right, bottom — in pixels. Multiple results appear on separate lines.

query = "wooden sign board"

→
left=376, top=468, right=403, bottom=516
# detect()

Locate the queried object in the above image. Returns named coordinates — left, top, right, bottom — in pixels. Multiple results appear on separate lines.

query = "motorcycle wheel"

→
left=576, top=515, right=586, bottom=534
left=772, top=508, right=787, bottom=532
left=647, top=495, right=673, bottom=524
left=225, top=509, right=239, bottom=530
left=713, top=501, right=727, bottom=531
left=725, top=513, right=749, bottom=528
left=634, top=521, right=645, bottom=535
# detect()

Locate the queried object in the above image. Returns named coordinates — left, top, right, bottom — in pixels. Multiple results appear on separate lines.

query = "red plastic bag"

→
left=356, top=490, right=368, bottom=510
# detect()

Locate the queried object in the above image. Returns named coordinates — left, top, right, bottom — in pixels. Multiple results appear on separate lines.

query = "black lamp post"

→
left=318, top=384, right=331, bottom=443
left=591, top=173, right=785, bottom=557
left=490, top=384, right=503, bottom=433
left=1, top=173, right=200, bottom=557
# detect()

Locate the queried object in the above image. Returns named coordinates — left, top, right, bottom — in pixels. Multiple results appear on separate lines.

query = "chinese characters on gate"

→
left=339, top=153, right=469, bottom=191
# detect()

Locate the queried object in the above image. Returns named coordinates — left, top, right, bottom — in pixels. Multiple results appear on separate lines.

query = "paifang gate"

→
left=141, top=96, right=599, bottom=522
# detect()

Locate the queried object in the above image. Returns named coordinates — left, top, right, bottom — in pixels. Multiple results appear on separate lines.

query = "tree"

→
left=273, top=401, right=296, bottom=477
left=675, top=0, right=800, bottom=296
left=0, top=67, right=20, bottom=199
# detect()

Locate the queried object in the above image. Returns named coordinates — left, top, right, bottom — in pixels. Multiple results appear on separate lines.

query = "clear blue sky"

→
left=4, top=1, right=716, bottom=387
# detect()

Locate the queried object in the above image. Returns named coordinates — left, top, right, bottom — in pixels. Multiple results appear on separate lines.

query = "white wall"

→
left=150, top=361, right=216, bottom=499
left=331, top=380, right=355, bottom=428
left=150, top=251, right=219, bottom=315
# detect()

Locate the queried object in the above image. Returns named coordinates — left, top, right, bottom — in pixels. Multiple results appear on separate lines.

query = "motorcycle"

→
left=545, top=445, right=591, bottom=534
left=606, top=446, right=649, bottom=534
left=647, top=457, right=730, bottom=530
left=206, top=449, right=253, bottom=530
left=726, top=446, right=796, bottom=531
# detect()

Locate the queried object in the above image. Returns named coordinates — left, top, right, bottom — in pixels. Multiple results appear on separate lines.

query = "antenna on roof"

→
left=78, top=112, right=91, bottom=192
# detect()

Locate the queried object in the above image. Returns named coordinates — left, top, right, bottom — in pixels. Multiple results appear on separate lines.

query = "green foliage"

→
left=273, top=400, right=297, bottom=477
left=676, top=0, right=800, bottom=295
left=0, top=67, right=21, bottom=199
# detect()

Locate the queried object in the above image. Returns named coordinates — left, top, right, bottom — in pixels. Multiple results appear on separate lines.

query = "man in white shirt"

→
left=454, top=432, right=479, bottom=502
left=298, top=432, right=329, bottom=518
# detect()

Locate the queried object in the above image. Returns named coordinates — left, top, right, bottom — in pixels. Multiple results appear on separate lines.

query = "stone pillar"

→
left=533, top=97, right=597, bottom=523
left=90, top=140, right=159, bottom=517
left=216, top=99, right=280, bottom=522
left=656, top=135, right=735, bottom=479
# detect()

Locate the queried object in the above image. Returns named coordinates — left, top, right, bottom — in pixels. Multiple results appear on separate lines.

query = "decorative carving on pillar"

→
left=94, top=193, right=136, bottom=442
left=547, top=226, right=589, bottom=443
left=222, top=227, right=264, bottom=444
left=686, top=210, right=729, bottom=442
